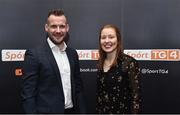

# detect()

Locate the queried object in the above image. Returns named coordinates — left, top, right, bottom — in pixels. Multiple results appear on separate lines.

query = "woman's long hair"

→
left=97, top=24, right=123, bottom=71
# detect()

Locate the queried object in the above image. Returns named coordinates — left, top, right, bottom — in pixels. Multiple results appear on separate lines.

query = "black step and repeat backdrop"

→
left=0, top=0, right=180, bottom=113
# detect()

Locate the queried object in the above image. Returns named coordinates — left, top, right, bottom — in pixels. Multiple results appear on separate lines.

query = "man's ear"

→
left=45, top=24, right=48, bottom=32
left=67, top=24, right=69, bottom=32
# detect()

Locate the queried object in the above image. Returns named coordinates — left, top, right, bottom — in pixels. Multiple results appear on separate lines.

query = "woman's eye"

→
left=109, top=36, right=114, bottom=39
left=101, top=36, right=106, bottom=39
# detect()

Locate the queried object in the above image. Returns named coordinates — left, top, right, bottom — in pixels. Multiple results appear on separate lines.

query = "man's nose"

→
left=56, top=27, right=61, bottom=32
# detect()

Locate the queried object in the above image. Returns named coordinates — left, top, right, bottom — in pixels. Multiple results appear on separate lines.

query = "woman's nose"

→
left=105, top=37, right=109, bottom=42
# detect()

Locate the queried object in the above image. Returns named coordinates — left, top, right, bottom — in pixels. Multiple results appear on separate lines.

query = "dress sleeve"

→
left=128, top=58, right=141, bottom=114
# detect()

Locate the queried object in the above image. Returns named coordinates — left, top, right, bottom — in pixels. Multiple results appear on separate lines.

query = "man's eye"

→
left=50, top=25, right=66, bottom=29
left=59, top=25, right=66, bottom=28
left=50, top=25, right=57, bottom=28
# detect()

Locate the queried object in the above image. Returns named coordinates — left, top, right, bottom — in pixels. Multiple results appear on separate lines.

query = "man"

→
left=21, top=9, right=86, bottom=114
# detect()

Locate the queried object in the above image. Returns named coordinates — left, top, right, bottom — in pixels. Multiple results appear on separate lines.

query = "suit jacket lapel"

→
left=43, top=41, right=64, bottom=90
left=66, top=47, right=76, bottom=103
left=66, top=47, right=74, bottom=79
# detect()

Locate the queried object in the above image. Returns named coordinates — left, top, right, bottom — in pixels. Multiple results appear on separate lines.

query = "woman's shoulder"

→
left=118, top=53, right=139, bottom=71
left=119, top=53, right=137, bottom=63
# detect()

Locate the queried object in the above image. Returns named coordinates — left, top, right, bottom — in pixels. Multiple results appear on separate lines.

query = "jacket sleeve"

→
left=73, top=50, right=86, bottom=113
left=128, top=58, right=141, bottom=114
left=21, top=49, right=39, bottom=113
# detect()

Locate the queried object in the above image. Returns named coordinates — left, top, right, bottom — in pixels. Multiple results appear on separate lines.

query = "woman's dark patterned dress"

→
left=96, top=54, right=141, bottom=114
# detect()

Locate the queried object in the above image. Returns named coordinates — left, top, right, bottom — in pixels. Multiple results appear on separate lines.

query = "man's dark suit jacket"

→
left=21, top=41, right=86, bottom=114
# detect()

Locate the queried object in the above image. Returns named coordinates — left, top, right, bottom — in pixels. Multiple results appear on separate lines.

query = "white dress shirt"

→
left=47, top=38, right=73, bottom=109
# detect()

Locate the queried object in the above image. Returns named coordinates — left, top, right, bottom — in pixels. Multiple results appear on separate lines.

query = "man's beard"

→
left=48, top=33, right=69, bottom=44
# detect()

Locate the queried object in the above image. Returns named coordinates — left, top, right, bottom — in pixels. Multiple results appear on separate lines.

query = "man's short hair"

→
left=47, top=9, right=65, bottom=18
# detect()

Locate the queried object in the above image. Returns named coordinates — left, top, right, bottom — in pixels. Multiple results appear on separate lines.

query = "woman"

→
left=96, top=24, right=141, bottom=114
